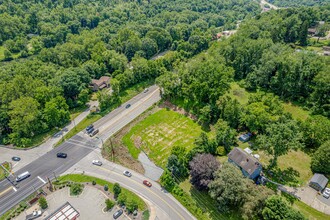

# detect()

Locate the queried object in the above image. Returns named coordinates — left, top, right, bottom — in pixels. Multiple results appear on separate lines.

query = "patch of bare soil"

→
left=101, top=106, right=160, bottom=174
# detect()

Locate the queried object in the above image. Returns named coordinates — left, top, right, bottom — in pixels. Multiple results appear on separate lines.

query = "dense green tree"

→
left=301, top=115, right=330, bottom=149
left=262, top=195, right=306, bottom=220
left=113, top=183, right=122, bottom=198
left=214, top=119, right=237, bottom=153
left=9, top=97, right=42, bottom=145
left=44, top=96, right=70, bottom=128
left=209, top=163, right=247, bottom=212
left=311, top=141, right=330, bottom=174
left=256, top=120, right=303, bottom=166
left=217, top=96, right=242, bottom=128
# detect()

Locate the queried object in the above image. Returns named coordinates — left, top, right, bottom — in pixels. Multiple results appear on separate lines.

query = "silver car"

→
left=123, top=170, right=132, bottom=177
left=323, top=188, right=330, bottom=199
left=92, top=160, right=102, bottom=166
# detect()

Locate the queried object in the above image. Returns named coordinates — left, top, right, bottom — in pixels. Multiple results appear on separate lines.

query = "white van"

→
left=16, top=171, right=30, bottom=182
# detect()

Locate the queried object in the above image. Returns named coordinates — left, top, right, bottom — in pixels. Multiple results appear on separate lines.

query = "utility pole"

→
left=110, top=137, right=114, bottom=162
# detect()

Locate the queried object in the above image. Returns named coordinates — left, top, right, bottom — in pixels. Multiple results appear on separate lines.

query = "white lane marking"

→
left=13, top=187, right=17, bottom=192
left=37, top=176, right=46, bottom=184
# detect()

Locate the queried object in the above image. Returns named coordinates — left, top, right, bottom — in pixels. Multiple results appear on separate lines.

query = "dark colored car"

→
left=89, top=129, right=99, bottom=137
left=125, top=104, right=131, bottom=109
left=86, top=124, right=94, bottom=133
left=143, top=180, right=152, bottom=187
left=113, top=209, right=123, bottom=219
left=57, top=152, right=67, bottom=158
left=12, top=156, right=21, bottom=161
left=87, top=127, right=94, bottom=134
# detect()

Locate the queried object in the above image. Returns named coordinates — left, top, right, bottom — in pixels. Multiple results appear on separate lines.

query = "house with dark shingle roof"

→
left=309, top=173, right=328, bottom=191
left=91, top=76, right=110, bottom=91
left=228, top=147, right=262, bottom=179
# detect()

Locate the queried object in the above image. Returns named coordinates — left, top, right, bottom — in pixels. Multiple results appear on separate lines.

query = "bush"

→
left=105, top=199, right=115, bottom=211
left=38, top=197, right=48, bottom=209
left=104, top=184, right=109, bottom=191
left=92, top=180, right=96, bottom=185
left=113, top=183, right=121, bottom=198
left=70, top=183, right=83, bottom=196
left=126, top=197, right=138, bottom=213
left=117, top=193, right=127, bottom=206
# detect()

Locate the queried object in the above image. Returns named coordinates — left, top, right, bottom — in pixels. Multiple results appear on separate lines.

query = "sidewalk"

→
left=0, top=106, right=91, bottom=172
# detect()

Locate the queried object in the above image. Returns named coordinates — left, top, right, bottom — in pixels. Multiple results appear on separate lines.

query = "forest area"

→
left=0, top=0, right=330, bottom=219
left=0, top=0, right=260, bottom=146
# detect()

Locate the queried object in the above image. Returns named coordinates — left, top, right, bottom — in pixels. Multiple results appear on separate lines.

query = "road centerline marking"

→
left=0, top=186, right=13, bottom=197
left=37, top=176, right=46, bottom=184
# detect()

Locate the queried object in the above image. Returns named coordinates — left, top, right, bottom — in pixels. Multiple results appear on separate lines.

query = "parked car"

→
left=12, top=156, right=21, bottom=161
left=125, top=104, right=131, bottom=109
left=89, top=129, right=99, bottom=137
left=57, top=152, right=67, bottom=158
left=144, top=88, right=149, bottom=93
left=92, top=160, right=102, bottom=166
left=123, top=170, right=132, bottom=177
left=143, top=180, right=152, bottom=187
left=323, top=188, right=330, bottom=199
left=113, top=209, right=123, bottom=219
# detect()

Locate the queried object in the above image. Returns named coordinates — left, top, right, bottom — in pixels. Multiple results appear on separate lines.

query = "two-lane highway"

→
left=0, top=86, right=162, bottom=216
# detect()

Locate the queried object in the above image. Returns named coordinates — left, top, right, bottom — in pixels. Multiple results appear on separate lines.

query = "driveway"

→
left=16, top=186, right=129, bottom=220
left=288, top=186, right=330, bottom=215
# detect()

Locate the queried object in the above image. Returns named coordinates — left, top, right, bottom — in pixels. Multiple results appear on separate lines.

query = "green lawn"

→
left=0, top=162, right=11, bottom=181
left=293, top=200, right=330, bottom=220
left=123, top=108, right=204, bottom=167
left=282, top=102, right=310, bottom=121
left=57, top=174, right=146, bottom=210
left=227, top=82, right=250, bottom=105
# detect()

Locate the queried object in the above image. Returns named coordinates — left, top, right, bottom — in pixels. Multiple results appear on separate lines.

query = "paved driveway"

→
left=293, top=186, right=330, bottom=215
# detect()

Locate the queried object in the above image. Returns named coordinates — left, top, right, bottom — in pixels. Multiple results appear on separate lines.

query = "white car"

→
left=323, top=188, right=330, bottom=199
left=92, top=160, right=102, bottom=166
left=123, top=170, right=132, bottom=177
left=33, top=210, right=42, bottom=217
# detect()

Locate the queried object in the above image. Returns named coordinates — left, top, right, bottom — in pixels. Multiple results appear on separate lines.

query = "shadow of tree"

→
left=266, top=166, right=300, bottom=186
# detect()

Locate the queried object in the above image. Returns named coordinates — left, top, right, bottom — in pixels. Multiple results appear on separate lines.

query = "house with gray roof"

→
left=228, top=147, right=262, bottom=179
left=309, top=173, right=328, bottom=191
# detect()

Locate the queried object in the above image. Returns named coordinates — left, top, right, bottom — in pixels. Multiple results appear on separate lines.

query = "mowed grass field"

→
left=123, top=108, right=203, bottom=167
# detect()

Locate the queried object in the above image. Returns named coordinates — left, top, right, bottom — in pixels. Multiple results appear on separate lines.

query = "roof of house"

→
left=310, top=173, right=328, bottom=189
left=92, top=76, right=110, bottom=87
left=228, top=147, right=262, bottom=175
left=308, top=28, right=317, bottom=33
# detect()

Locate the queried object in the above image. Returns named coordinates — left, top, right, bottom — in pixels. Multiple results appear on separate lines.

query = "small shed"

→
left=309, top=173, right=328, bottom=191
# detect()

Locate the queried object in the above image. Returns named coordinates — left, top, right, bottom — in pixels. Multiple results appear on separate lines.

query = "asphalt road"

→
left=0, top=86, right=162, bottom=216
left=66, top=150, right=196, bottom=220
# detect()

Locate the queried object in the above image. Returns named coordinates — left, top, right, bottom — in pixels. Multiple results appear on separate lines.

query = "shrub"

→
left=113, top=183, right=121, bottom=198
left=104, top=184, right=109, bottom=191
left=92, top=180, right=96, bottom=185
left=105, top=199, right=115, bottom=211
left=70, top=183, right=83, bottom=196
left=117, top=193, right=127, bottom=206
left=126, top=197, right=138, bottom=213
left=38, top=197, right=48, bottom=209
